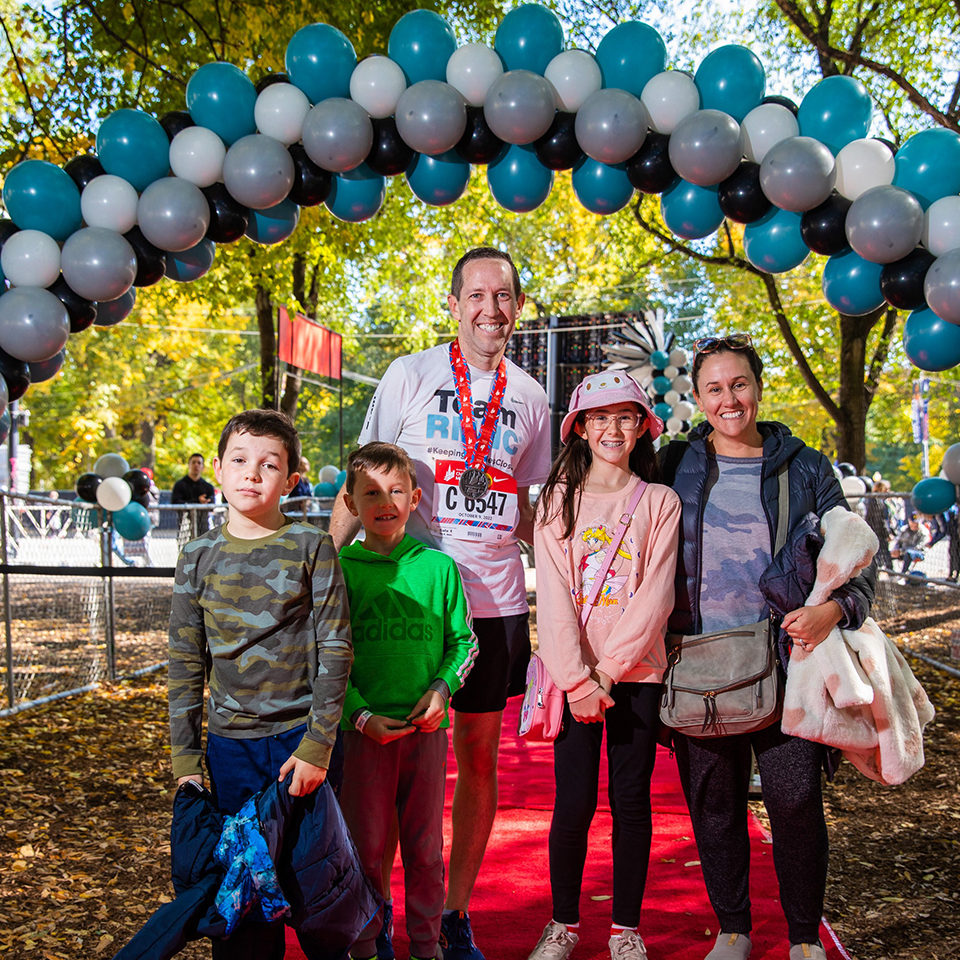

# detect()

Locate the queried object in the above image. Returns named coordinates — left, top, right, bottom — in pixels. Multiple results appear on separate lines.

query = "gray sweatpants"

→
left=341, top=728, right=448, bottom=959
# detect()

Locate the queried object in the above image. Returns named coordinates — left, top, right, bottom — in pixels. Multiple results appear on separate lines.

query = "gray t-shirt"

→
left=699, top=455, right=771, bottom=633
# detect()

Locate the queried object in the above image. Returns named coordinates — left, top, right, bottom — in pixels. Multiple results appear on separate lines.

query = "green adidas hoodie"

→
left=338, top=534, right=477, bottom=728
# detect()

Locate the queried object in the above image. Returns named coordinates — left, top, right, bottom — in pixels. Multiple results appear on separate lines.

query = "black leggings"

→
left=673, top=723, right=828, bottom=945
left=549, top=682, right=660, bottom=929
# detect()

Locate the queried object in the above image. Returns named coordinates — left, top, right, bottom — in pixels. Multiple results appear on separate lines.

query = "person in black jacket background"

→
left=659, top=334, right=875, bottom=960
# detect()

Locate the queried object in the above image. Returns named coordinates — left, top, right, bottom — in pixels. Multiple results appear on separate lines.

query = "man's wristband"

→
left=354, top=709, right=373, bottom=734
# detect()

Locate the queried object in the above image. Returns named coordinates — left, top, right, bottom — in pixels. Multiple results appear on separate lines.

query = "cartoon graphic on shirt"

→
left=577, top=524, right=633, bottom=606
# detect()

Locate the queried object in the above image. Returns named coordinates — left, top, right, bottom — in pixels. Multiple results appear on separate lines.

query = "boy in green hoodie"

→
left=338, top=441, right=477, bottom=960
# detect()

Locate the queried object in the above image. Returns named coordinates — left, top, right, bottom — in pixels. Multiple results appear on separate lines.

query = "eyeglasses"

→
left=584, top=413, right=644, bottom=431
left=693, top=333, right=754, bottom=355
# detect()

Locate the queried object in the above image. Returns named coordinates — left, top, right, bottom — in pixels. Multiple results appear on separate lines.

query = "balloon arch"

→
left=2, top=1, right=960, bottom=435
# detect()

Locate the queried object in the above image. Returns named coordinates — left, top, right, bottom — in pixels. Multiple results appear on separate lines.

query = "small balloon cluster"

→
left=313, top=464, right=347, bottom=499
left=3, top=2, right=960, bottom=409
left=601, top=316, right=694, bottom=436
left=911, top=444, right=960, bottom=516
left=74, top=454, right=154, bottom=541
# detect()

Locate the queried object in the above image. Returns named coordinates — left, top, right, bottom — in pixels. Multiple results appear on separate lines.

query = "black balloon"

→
left=718, top=161, right=771, bottom=224
left=255, top=72, right=290, bottom=93
left=873, top=137, right=898, bottom=155
left=202, top=183, right=250, bottom=243
left=50, top=276, right=98, bottom=332
left=28, top=350, right=65, bottom=384
left=125, top=226, right=167, bottom=287
left=133, top=492, right=150, bottom=509
left=0, top=218, right=19, bottom=250
left=880, top=248, right=937, bottom=310
left=64, top=154, right=106, bottom=191
left=836, top=461, right=857, bottom=478
left=761, top=94, right=799, bottom=115
left=626, top=133, right=676, bottom=194
left=124, top=469, right=152, bottom=497
left=160, top=110, right=195, bottom=141
left=365, top=117, right=416, bottom=177
left=533, top=112, right=582, bottom=171
left=76, top=472, right=103, bottom=503
left=288, top=144, right=332, bottom=206
left=0, top=349, right=30, bottom=402
left=800, top=193, right=852, bottom=256
left=95, top=288, right=136, bottom=326
left=456, top=107, right=507, bottom=165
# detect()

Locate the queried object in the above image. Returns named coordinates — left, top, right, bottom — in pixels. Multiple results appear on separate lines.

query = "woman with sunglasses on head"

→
left=659, top=335, right=875, bottom=960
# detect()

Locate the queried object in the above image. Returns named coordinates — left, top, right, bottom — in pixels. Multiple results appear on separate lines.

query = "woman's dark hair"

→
left=691, top=343, right=764, bottom=395
left=536, top=416, right=662, bottom=540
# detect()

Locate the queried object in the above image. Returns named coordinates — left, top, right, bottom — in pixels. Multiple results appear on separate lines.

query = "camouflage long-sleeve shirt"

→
left=168, top=519, right=353, bottom=780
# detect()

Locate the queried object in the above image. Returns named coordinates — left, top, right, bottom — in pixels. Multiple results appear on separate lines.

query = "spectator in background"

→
left=171, top=453, right=216, bottom=542
left=291, top=457, right=312, bottom=499
left=926, top=504, right=960, bottom=580
left=864, top=478, right=895, bottom=569
left=891, top=515, right=926, bottom=573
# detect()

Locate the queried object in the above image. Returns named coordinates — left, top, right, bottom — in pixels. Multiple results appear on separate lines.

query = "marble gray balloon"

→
left=395, top=80, right=467, bottom=156
left=222, top=134, right=295, bottom=209
left=924, top=248, right=960, bottom=324
left=845, top=185, right=924, bottom=264
left=668, top=109, right=742, bottom=186
left=760, top=136, right=836, bottom=212
left=575, top=89, right=649, bottom=165
left=484, top=70, right=556, bottom=145
left=302, top=98, right=374, bottom=172
left=0, top=286, right=70, bottom=363
left=137, top=178, right=211, bottom=252
left=61, top=226, right=138, bottom=301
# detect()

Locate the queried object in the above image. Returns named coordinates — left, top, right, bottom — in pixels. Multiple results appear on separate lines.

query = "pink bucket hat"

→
left=560, top=371, right=663, bottom=444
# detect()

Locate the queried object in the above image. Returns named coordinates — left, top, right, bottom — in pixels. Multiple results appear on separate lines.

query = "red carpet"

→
left=287, top=702, right=850, bottom=960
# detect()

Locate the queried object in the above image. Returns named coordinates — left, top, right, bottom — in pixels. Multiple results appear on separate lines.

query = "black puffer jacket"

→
left=660, top=420, right=875, bottom=637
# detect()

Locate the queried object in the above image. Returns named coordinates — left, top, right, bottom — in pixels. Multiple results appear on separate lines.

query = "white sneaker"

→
left=789, top=943, right=827, bottom=960
left=527, top=922, right=579, bottom=960
left=705, top=932, right=752, bottom=959
left=608, top=931, right=648, bottom=959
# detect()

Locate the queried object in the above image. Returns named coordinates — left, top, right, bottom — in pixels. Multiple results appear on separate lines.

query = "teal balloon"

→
left=2, top=160, right=82, bottom=242
left=654, top=402, right=673, bottom=420
left=571, top=158, right=634, bottom=215
left=336, top=469, right=347, bottom=488
left=487, top=144, right=554, bottom=213
left=314, top=481, right=339, bottom=498
left=285, top=23, right=356, bottom=102
left=652, top=375, right=672, bottom=394
left=903, top=307, right=960, bottom=372
left=494, top=4, right=564, bottom=75
left=650, top=350, right=670, bottom=369
left=186, top=62, right=257, bottom=145
left=325, top=165, right=386, bottom=223
left=798, top=75, right=873, bottom=154
left=892, top=128, right=960, bottom=210
left=406, top=151, right=471, bottom=206
left=822, top=249, right=885, bottom=315
left=244, top=198, right=300, bottom=244
left=912, top=477, right=957, bottom=514
left=595, top=21, right=666, bottom=97
left=165, top=238, right=216, bottom=281
left=694, top=45, right=765, bottom=123
left=743, top=207, right=809, bottom=273
left=661, top=178, right=724, bottom=240
left=95, top=109, right=170, bottom=191
left=113, top=501, right=151, bottom=541
left=388, top=9, right=457, bottom=84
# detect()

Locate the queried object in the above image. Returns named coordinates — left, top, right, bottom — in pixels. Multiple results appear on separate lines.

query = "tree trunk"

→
left=139, top=418, right=156, bottom=471
left=256, top=285, right=277, bottom=410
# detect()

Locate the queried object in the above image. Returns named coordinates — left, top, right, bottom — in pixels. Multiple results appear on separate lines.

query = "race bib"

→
left=432, top=459, right=518, bottom=543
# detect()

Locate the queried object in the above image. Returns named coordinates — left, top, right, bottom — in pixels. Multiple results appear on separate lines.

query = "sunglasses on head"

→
left=693, top=333, right=754, bottom=355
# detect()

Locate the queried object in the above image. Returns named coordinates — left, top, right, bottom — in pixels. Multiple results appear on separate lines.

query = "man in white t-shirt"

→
left=330, top=248, right=551, bottom=960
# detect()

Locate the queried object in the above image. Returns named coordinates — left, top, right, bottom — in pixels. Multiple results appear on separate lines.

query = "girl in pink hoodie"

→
left=528, top=372, right=681, bottom=960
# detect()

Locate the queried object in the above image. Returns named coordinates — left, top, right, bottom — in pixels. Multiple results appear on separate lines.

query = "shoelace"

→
left=610, top=933, right=647, bottom=959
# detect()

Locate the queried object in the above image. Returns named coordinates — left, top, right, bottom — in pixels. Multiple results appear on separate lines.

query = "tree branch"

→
left=866, top=305, right=899, bottom=400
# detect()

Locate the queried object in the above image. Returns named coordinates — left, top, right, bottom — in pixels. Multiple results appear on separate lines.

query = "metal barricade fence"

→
left=0, top=492, right=332, bottom=716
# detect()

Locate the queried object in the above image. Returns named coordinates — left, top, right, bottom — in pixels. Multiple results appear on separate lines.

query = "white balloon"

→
left=640, top=71, right=700, bottom=135
left=95, top=453, right=130, bottom=478
left=666, top=416, right=684, bottom=435
left=446, top=42, right=504, bottom=108
left=255, top=82, right=311, bottom=145
left=0, top=230, right=61, bottom=288
left=319, top=464, right=340, bottom=484
left=663, top=364, right=678, bottom=379
left=840, top=475, right=867, bottom=497
left=349, top=56, right=407, bottom=119
left=672, top=374, right=693, bottom=393
left=80, top=175, right=139, bottom=234
left=669, top=347, right=688, bottom=367
left=664, top=389, right=681, bottom=405
left=740, top=103, right=799, bottom=164
left=169, top=126, right=227, bottom=187
left=834, top=138, right=895, bottom=201
left=544, top=50, right=602, bottom=113
left=96, top=475, right=132, bottom=512
left=674, top=400, right=695, bottom=420
left=922, top=195, right=960, bottom=257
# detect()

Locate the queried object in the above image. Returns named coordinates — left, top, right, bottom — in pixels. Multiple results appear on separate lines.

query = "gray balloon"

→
left=925, top=248, right=960, bottom=324
left=845, top=185, right=924, bottom=264
left=137, top=178, right=211, bottom=252
left=61, top=226, right=138, bottom=302
left=395, top=80, right=467, bottom=156
left=222, top=134, right=295, bottom=210
left=760, top=136, right=836, bottom=212
left=942, top=443, right=960, bottom=485
left=0, top=286, right=70, bottom=363
left=484, top=70, right=556, bottom=145
left=668, top=109, right=743, bottom=186
left=575, top=89, right=648, bottom=165
left=302, top=98, right=374, bottom=173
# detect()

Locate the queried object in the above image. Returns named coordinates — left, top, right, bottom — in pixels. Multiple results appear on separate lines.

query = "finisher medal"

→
left=459, top=467, right=490, bottom=498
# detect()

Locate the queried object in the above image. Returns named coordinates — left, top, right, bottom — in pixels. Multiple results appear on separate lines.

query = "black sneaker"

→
left=439, top=911, right=485, bottom=960
left=376, top=901, right=396, bottom=960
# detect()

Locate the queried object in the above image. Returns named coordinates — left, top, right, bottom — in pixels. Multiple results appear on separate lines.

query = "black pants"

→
left=549, top=682, right=660, bottom=929
left=673, top=723, right=828, bottom=945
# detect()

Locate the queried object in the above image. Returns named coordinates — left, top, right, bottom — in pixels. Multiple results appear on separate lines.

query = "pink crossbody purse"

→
left=518, top=481, right=648, bottom=741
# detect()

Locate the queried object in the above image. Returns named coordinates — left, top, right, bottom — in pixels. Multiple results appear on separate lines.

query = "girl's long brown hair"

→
left=536, top=413, right=662, bottom=541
